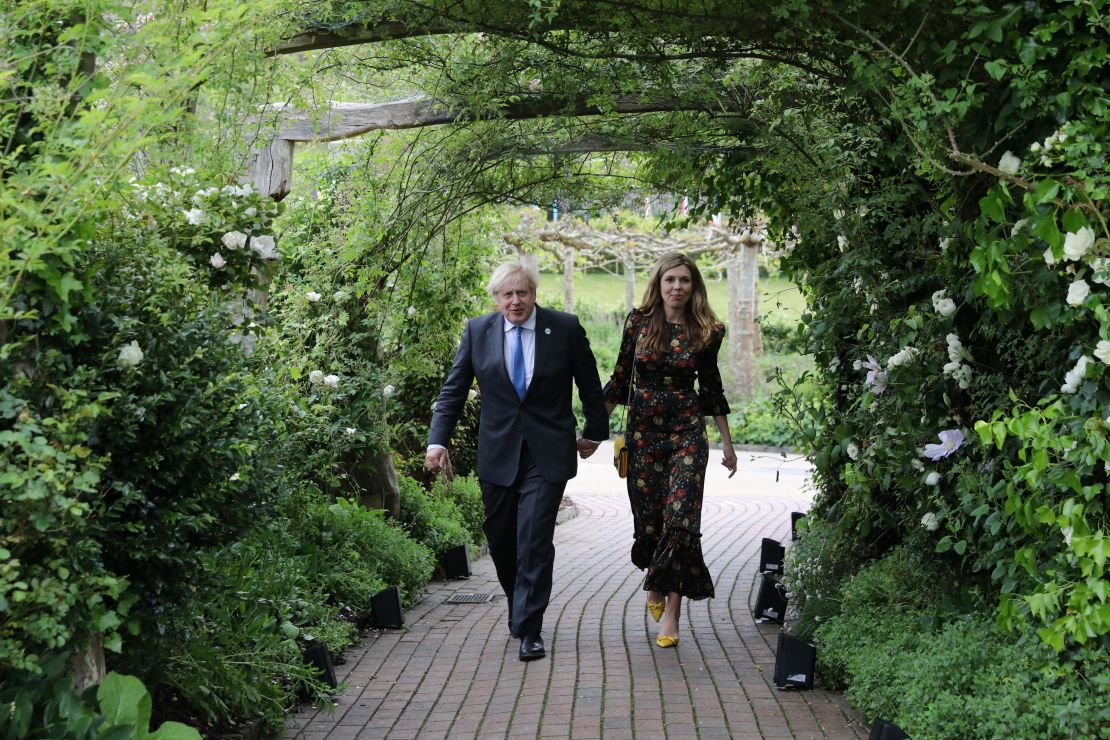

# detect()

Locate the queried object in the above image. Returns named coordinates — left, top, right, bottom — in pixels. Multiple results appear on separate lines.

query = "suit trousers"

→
left=480, top=442, right=567, bottom=638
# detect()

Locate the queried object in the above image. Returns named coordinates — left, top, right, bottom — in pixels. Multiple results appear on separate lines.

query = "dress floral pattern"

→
left=604, top=309, right=730, bottom=599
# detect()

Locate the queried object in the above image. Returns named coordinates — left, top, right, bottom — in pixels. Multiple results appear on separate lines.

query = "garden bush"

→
left=397, top=475, right=475, bottom=555
left=432, top=473, right=487, bottom=549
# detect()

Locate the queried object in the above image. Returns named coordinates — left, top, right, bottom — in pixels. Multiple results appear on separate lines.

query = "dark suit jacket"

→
left=428, top=305, right=608, bottom=486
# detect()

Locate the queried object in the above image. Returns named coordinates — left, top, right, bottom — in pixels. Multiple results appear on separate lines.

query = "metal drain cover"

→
left=445, top=593, right=494, bottom=604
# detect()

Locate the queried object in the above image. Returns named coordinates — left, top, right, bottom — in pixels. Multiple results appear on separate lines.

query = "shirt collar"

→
left=503, top=308, right=538, bottom=333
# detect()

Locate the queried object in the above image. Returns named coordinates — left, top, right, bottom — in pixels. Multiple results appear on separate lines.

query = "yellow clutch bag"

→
left=613, top=434, right=629, bottom=478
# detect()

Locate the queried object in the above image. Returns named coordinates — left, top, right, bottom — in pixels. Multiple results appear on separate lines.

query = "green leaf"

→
left=97, top=673, right=152, bottom=739
left=1061, top=208, right=1088, bottom=233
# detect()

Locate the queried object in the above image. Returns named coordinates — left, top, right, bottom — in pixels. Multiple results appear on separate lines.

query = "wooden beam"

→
left=272, top=95, right=707, bottom=143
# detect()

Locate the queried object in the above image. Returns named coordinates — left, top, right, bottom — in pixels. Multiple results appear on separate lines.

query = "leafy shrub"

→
left=431, top=474, right=486, bottom=549
left=397, top=475, right=474, bottom=555
left=727, top=394, right=797, bottom=447
left=315, top=496, right=434, bottom=607
left=0, top=655, right=200, bottom=739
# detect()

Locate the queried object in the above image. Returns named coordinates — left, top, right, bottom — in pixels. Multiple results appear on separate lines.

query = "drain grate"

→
left=445, top=592, right=494, bottom=604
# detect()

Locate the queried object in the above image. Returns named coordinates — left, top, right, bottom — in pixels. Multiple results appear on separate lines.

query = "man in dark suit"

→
left=426, top=259, right=608, bottom=661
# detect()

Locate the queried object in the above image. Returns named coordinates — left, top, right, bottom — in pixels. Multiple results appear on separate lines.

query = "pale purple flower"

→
left=922, top=429, right=965, bottom=460
left=862, top=355, right=887, bottom=394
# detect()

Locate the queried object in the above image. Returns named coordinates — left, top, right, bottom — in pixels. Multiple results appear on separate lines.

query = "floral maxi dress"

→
left=604, top=309, right=731, bottom=599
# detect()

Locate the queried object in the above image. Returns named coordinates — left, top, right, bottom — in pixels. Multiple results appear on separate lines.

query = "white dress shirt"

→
left=503, top=311, right=536, bottom=391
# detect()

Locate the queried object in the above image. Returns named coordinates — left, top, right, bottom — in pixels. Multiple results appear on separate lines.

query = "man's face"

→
left=495, top=275, right=537, bottom=325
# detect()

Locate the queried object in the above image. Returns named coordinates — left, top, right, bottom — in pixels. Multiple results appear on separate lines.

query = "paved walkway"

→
left=286, top=444, right=867, bottom=739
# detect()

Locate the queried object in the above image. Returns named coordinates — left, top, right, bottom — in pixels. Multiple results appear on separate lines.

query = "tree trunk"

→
left=69, top=634, right=106, bottom=694
left=354, top=448, right=401, bottom=517
left=563, top=245, right=574, bottom=312
left=623, top=251, right=636, bottom=313
left=728, top=245, right=762, bottom=401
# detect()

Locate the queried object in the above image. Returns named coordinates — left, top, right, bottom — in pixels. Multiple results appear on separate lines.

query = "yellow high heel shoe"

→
left=646, top=599, right=665, bottom=622
left=655, top=634, right=679, bottom=648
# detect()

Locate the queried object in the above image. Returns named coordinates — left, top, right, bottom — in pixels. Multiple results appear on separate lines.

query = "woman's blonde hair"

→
left=637, top=252, right=720, bottom=353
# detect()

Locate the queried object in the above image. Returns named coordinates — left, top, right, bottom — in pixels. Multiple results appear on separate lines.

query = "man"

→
left=426, top=259, right=608, bottom=661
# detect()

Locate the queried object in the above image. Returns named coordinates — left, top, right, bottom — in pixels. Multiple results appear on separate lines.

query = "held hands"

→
left=721, top=445, right=738, bottom=479
left=577, top=437, right=600, bottom=459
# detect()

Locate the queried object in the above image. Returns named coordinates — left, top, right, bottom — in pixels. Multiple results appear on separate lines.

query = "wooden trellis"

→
left=504, top=219, right=769, bottom=400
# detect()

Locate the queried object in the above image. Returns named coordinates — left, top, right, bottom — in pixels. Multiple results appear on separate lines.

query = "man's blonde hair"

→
left=487, top=259, right=540, bottom=296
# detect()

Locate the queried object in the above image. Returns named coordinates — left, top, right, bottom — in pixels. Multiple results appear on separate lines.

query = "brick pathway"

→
left=286, top=446, right=867, bottom=739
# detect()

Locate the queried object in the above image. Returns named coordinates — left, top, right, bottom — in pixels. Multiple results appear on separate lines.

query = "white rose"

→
left=920, top=512, right=941, bottom=531
left=244, top=206, right=257, bottom=217
left=117, top=340, right=144, bottom=368
left=183, top=208, right=206, bottom=225
left=1063, top=227, right=1096, bottom=261
left=1095, top=340, right=1110, bottom=365
left=323, top=374, right=340, bottom=388
left=932, top=289, right=957, bottom=318
left=221, top=231, right=247, bottom=250
left=998, top=151, right=1021, bottom=175
left=250, top=234, right=279, bottom=261
left=383, top=384, right=395, bottom=397
left=846, top=442, right=859, bottom=460
left=406, top=306, right=417, bottom=317
left=309, top=370, right=324, bottom=384
left=209, top=253, right=226, bottom=269
left=1044, top=247, right=1058, bottom=266
left=306, top=291, right=321, bottom=303
left=837, top=235, right=849, bottom=251
left=925, top=471, right=941, bottom=486
left=1066, top=279, right=1090, bottom=306
left=939, top=237, right=951, bottom=252
left=833, top=209, right=845, bottom=220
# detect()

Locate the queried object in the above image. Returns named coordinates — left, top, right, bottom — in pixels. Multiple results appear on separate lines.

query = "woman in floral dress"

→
left=604, top=252, right=737, bottom=648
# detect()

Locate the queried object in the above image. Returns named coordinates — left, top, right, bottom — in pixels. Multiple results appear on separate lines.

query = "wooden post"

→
left=244, top=139, right=294, bottom=201
left=563, top=245, right=575, bottom=312
left=623, top=250, right=636, bottom=313
left=69, top=634, right=106, bottom=694
left=728, top=234, right=763, bottom=400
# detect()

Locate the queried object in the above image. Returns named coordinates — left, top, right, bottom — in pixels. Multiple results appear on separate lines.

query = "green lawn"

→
left=537, top=271, right=806, bottom=328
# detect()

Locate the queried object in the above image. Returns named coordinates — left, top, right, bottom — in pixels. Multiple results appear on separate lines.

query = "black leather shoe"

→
left=518, top=634, right=545, bottom=661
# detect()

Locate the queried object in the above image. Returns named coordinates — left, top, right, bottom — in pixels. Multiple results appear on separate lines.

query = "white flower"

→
left=1061, top=355, right=1094, bottom=394
left=998, top=151, right=1021, bottom=175
left=183, top=208, right=206, bottom=225
left=925, top=471, right=941, bottom=486
left=1063, top=227, right=1096, bottom=261
left=209, top=252, right=226, bottom=269
left=939, top=237, right=952, bottom=252
left=1062, top=526, right=1073, bottom=547
left=244, top=206, right=257, bottom=218
left=1044, top=247, right=1058, bottom=266
left=846, top=442, right=859, bottom=460
left=229, top=472, right=241, bottom=481
left=309, top=370, right=324, bottom=385
left=306, top=291, right=321, bottom=303
left=406, top=305, right=417, bottom=317
left=1090, top=258, right=1110, bottom=285
left=887, top=346, right=919, bottom=368
left=837, top=235, right=849, bottom=251
left=852, top=359, right=862, bottom=371
left=383, top=384, right=395, bottom=397
left=932, top=289, right=957, bottom=318
left=1030, top=142, right=1042, bottom=153
left=911, top=459, right=925, bottom=471
left=920, top=512, right=941, bottom=531
left=323, top=374, right=340, bottom=388
left=333, top=290, right=349, bottom=302
left=1066, top=279, right=1090, bottom=306
left=828, top=356, right=841, bottom=373
left=249, top=234, right=279, bottom=261
left=833, top=208, right=845, bottom=220
left=221, top=231, right=247, bottom=250
left=946, top=333, right=966, bottom=363
left=1095, top=340, right=1110, bottom=365
left=117, top=340, right=144, bottom=367
left=345, top=427, right=357, bottom=435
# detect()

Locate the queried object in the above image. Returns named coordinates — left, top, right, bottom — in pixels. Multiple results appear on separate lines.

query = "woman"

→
left=604, top=252, right=737, bottom=648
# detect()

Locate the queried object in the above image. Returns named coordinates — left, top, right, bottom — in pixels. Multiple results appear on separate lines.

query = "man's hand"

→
left=425, top=447, right=452, bottom=479
left=577, top=438, right=600, bottom=459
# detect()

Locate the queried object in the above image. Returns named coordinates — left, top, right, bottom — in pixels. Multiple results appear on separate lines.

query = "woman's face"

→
left=659, top=264, right=693, bottom=312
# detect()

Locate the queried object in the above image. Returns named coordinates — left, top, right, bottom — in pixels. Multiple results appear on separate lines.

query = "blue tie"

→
left=511, top=325, right=527, bottom=399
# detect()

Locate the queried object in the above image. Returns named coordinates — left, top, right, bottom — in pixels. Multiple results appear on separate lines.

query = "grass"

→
left=537, top=271, right=806, bottom=329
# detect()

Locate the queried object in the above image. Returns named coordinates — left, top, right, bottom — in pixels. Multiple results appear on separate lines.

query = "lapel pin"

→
left=544, top=328, right=551, bottom=335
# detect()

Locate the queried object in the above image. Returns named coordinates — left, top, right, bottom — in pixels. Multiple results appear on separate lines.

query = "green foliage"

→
left=397, top=475, right=475, bottom=555
left=0, top=655, right=199, bottom=740
left=815, top=552, right=1110, bottom=738
left=432, top=474, right=487, bottom=549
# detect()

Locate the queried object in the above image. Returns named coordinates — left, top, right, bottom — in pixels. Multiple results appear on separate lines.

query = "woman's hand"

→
left=721, top=445, right=737, bottom=478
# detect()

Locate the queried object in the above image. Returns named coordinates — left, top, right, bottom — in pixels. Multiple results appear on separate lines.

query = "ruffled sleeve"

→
left=696, top=325, right=731, bottom=416
left=603, top=310, right=641, bottom=406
